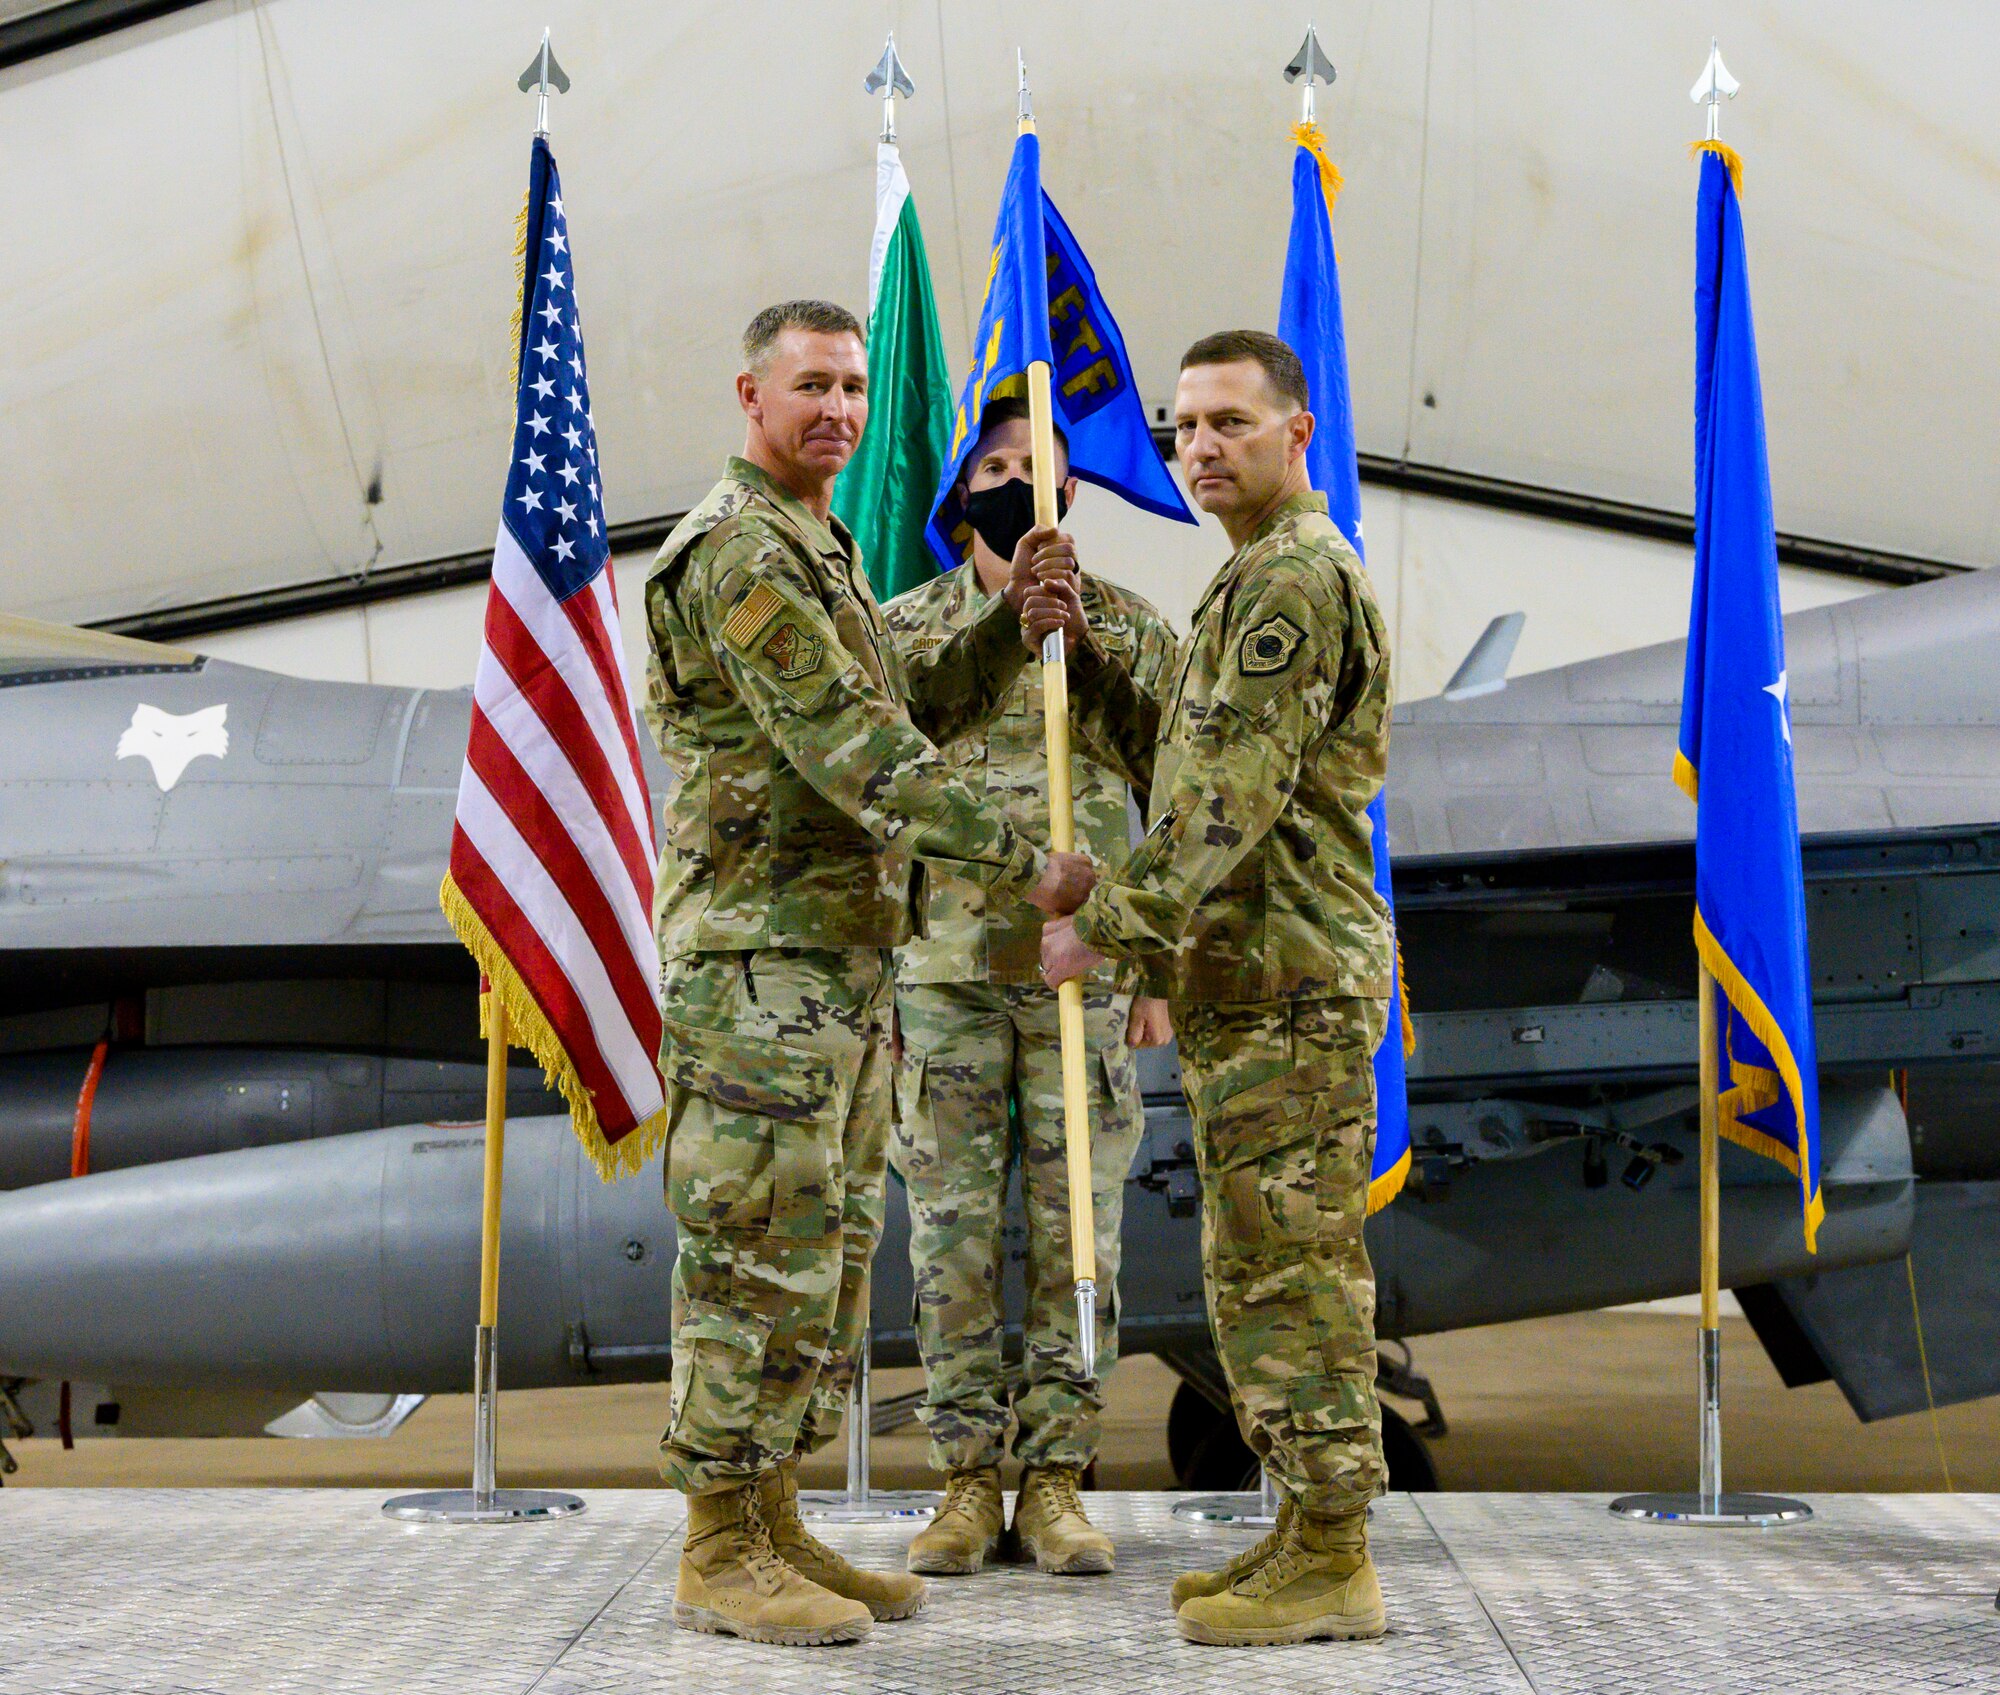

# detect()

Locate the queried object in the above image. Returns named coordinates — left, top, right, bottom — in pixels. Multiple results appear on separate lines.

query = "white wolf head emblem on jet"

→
left=117, top=703, right=229, bottom=792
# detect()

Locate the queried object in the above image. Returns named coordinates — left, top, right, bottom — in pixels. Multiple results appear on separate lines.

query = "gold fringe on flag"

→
left=441, top=874, right=668, bottom=1182
left=1291, top=120, right=1346, bottom=212
left=1690, top=138, right=1745, bottom=196
left=1367, top=1145, right=1411, bottom=1216
left=1692, top=907, right=1824, bottom=1252
left=1364, top=933, right=1419, bottom=1216
left=506, top=188, right=530, bottom=365
left=1396, top=934, right=1417, bottom=1059
left=1672, top=747, right=1700, bottom=804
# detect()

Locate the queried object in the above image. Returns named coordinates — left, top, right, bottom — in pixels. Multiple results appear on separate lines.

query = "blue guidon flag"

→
left=924, top=126, right=1193, bottom=568
left=1675, top=141, right=1822, bottom=1249
left=1279, top=123, right=1413, bottom=1214
left=440, top=136, right=665, bottom=1180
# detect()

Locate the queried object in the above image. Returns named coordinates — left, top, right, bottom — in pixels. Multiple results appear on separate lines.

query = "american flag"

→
left=440, top=136, right=664, bottom=1176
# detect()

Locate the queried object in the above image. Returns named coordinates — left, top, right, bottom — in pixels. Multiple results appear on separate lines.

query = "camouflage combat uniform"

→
left=1069, top=491, right=1393, bottom=1516
left=882, top=567, right=1178, bottom=1473
left=644, top=457, right=1049, bottom=1496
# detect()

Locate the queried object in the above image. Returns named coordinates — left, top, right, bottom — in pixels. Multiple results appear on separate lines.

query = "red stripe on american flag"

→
left=562, top=574, right=650, bottom=804
left=449, top=830, right=634, bottom=1137
left=467, top=705, right=661, bottom=1049
left=483, top=587, right=653, bottom=899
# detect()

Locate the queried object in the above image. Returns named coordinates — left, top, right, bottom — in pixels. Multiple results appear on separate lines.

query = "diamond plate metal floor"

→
left=2, top=1491, right=1995, bottom=1694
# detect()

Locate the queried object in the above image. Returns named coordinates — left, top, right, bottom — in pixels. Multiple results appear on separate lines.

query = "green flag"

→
left=834, top=140, right=953, bottom=601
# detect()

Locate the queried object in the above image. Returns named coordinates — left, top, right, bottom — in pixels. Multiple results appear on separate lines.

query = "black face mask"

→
left=962, top=476, right=1068, bottom=563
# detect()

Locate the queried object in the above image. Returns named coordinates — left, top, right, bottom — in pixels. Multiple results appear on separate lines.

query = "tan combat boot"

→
left=674, top=1482, right=873, bottom=1647
left=756, top=1460, right=927, bottom=1621
left=1175, top=1504, right=1385, bottom=1646
left=1168, top=1498, right=1296, bottom=1610
left=1010, top=1465, right=1115, bottom=1575
left=906, top=1466, right=1005, bottom=1575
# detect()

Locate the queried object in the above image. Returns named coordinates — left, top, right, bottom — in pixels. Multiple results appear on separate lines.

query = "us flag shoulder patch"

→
left=1240, top=613, right=1306, bottom=676
left=722, top=582, right=785, bottom=650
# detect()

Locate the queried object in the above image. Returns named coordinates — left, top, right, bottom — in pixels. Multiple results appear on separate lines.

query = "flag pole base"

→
left=797, top=1491, right=939, bottom=1522
left=381, top=1487, right=587, bottom=1524
left=1173, top=1469, right=1280, bottom=1527
left=1607, top=1492, right=1811, bottom=1527
left=798, top=1325, right=938, bottom=1522
left=381, top=1323, right=586, bottom=1523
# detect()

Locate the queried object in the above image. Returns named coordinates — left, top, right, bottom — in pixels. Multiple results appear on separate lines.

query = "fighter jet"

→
left=0, top=565, right=1995, bottom=1485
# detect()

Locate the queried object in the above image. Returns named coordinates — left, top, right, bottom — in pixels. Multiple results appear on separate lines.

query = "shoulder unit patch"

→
left=761, top=621, right=825, bottom=682
left=1240, top=612, right=1306, bottom=676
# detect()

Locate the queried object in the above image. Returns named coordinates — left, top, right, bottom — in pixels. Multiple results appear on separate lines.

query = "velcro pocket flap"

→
left=676, top=1299, right=774, bottom=1359
left=1208, top=1056, right=1370, bottom=1168
left=1288, top=1371, right=1374, bottom=1434
left=660, top=1014, right=834, bottom=1124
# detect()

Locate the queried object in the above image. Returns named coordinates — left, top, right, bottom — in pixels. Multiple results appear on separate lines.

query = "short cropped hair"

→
left=742, top=299, right=863, bottom=372
left=1180, top=329, right=1310, bottom=410
left=971, top=395, right=1069, bottom=469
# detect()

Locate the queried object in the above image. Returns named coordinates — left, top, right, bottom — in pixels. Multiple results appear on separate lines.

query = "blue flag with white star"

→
left=1279, top=127, right=1411, bottom=1214
left=1675, top=145, right=1822, bottom=1250
left=925, top=130, right=1194, bottom=569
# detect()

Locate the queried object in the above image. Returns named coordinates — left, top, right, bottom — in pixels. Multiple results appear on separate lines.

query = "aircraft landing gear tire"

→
left=1167, top=1382, right=1439, bottom=1492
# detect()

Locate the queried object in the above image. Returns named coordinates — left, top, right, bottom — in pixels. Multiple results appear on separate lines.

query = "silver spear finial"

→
left=1690, top=38, right=1739, bottom=141
left=1017, top=49, right=1034, bottom=128
left=517, top=27, right=570, bottom=139
left=1285, top=23, right=1337, bottom=126
left=865, top=30, right=916, bottom=144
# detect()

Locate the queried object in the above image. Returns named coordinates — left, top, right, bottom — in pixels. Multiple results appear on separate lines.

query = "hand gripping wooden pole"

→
left=1027, top=358, right=1099, bottom=1378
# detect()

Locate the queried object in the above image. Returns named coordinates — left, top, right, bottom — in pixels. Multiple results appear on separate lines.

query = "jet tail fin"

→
left=1442, top=612, right=1525, bottom=700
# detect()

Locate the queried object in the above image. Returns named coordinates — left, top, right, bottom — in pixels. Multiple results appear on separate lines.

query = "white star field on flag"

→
left=505, top=185, right=607, bottom=596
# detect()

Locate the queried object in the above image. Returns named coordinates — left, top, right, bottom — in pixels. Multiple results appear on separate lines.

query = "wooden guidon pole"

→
left=479, top=999, right=509, bottom=1331
left=1013, top=74, right=1097, bottom=1375
left=471, top=994, right=508, bottom=1502
left=1026, top=355, right=1100, bottom=1373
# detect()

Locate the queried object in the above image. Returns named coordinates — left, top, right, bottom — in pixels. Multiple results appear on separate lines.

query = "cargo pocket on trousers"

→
left=660, top=1013, right=842, bottom=1239
left=667, top=1300, right=775, bottom=1462
left=1206, top=1056, right=1360, bottom=1254
left=1288, top=1370, right=1375, bottom=1442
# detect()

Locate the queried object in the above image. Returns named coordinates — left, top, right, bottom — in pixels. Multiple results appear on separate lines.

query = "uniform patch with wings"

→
left=761, top=622, right=824, bottom=682
left=1239, top=613, right=1306, bottom=676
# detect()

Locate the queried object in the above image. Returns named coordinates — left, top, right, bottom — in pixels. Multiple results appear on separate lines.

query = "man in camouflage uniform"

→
left=881, top=397, right=1178, bottom=1579
left=644, top=300, right=1095, bottom=1648
left=1041, top=330, right=1395, bottom=1647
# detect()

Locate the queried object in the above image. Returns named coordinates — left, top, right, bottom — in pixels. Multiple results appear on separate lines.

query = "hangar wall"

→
left=5, top=0, right=1990, bottom=634
left=190, top=487, right=1870, bottom=699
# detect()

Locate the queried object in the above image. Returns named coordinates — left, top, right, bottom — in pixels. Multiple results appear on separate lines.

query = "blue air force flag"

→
left=1675, top=144, right=1822, bottom=1250
left=1279, top=125, right=1412, bottom=1214
left=924, top=130, right=1194, bottom=569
